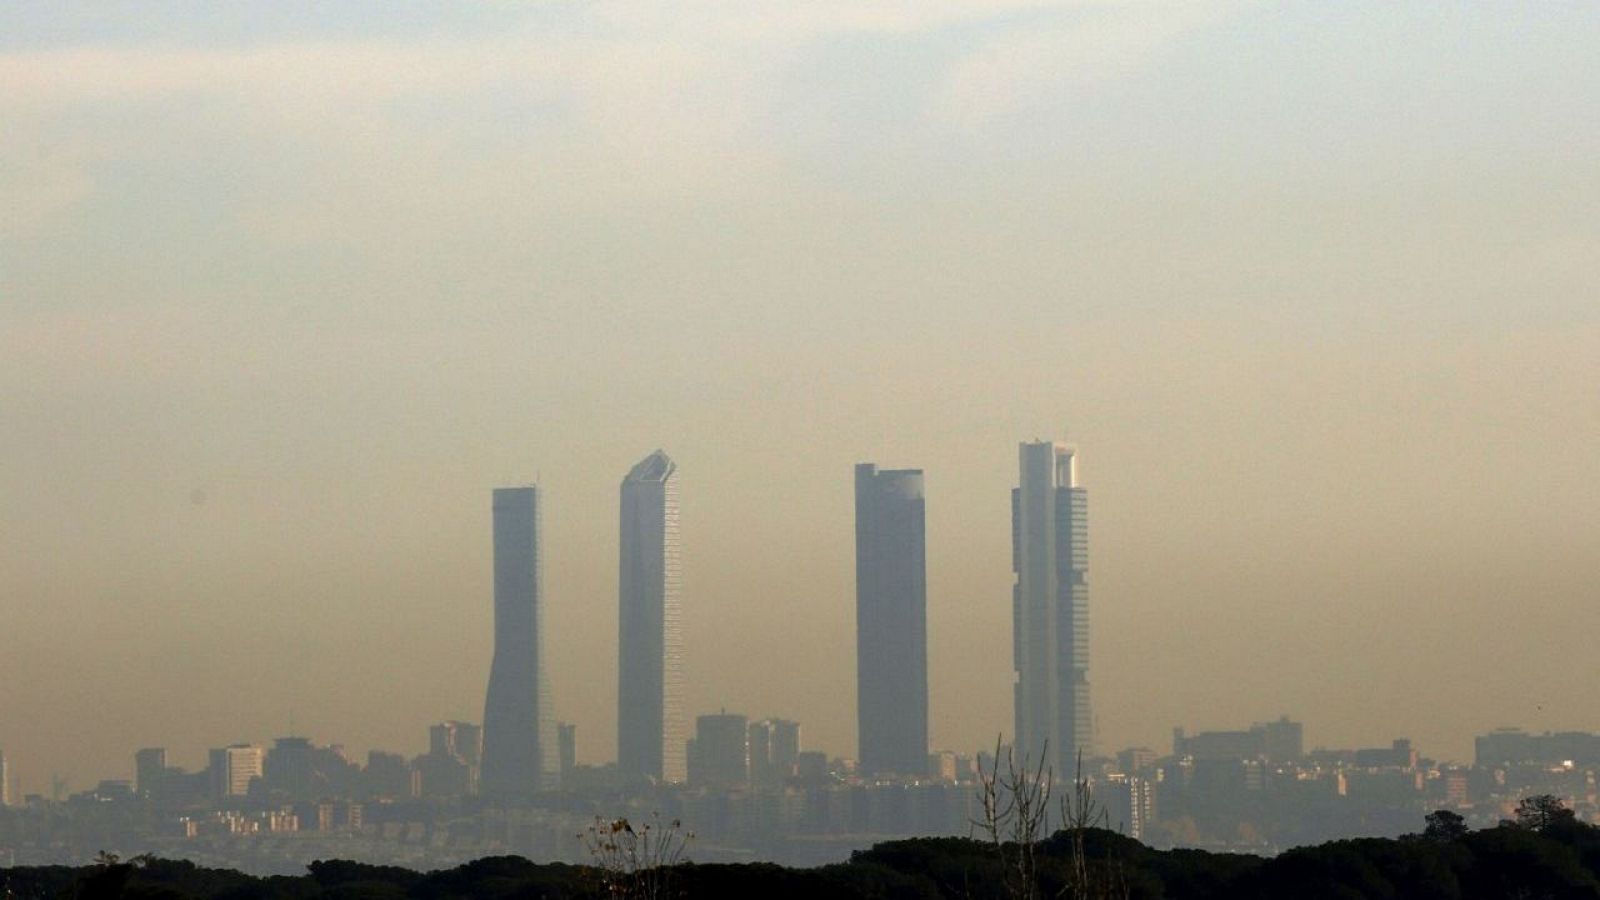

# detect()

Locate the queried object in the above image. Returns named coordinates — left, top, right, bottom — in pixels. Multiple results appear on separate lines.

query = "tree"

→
left=1057, top=749, right=1127, bottom=900
left=1513, top=795, right=1576, bottom=834
left=974, top=736, right=1054, bottom=900
left=581, top=812, right=692, bottom=900
left=975, top=740, right=1128, bottom=900
left=1423, top=809, right=1470, bottom=842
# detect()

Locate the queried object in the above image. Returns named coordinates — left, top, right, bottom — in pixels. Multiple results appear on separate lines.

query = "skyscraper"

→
left=1012, top=441, right=1091, bottom=777
left=0, top=749, right=10, bottom=807
left=854, top=463, right=929, bottom=776
left=618, top=450, right=686, bottom=783
left=481, top=486, right=559, bottom=796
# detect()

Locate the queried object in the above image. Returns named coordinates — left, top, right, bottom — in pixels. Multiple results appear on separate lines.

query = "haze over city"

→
left=2, top=1, right=1598, bottom=801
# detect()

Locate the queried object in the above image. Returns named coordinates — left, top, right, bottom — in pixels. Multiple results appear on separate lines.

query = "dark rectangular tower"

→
left=854, top=463, right=929, bottom=777
left=481, top=486, right=558, bottom=797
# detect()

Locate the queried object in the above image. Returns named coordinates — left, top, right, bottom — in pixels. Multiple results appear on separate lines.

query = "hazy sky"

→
left=3, top=2, right=1598, bottom=793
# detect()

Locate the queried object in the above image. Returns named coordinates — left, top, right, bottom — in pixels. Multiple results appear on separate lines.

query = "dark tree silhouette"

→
left=1423, top=809, right=1470, bottom=842
left=1513, top=794, right=1577, bottom=833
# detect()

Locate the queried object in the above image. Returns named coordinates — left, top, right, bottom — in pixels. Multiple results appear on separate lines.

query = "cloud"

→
left=0, top=2, right=1238, bottom=124
left=0, top=0, right=1247, bottom=241
left=933, top=1, right=1238, bottom=131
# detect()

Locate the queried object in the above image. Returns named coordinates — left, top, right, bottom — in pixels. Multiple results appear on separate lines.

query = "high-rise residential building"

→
left=264, top=737, right=316, bottom=798
left=459, top=723, right=483, bottom=769
left=209, top=744, right=265, bottom=799
left=1117, top=747, right=1159, bottom=777
left=1258, top=716, right=1305, bottom=762
left=429, top=721, right=482, bottom=768
left=0, top=749, right=10, bottom=807
left=362, top=751, right=418, bottom=800
left=419, top=722, right=482, bottom=797
left=749, top=721, right=774, bottom=785
left=1103, top=775, right=1156, bottom=841
left=618, top=451, right=686, bottom=784
left=137, top=750, right=208, bottom=807
left=689, top=712, right=750, bottom=788
left=747, top=718, right=801, bottom=786
left=854, top=463, right=929, bottom=776
left=481, top=486, right=559, bottom=796
left=134, top=748, right=167, bottom=799
left=747, top=718, right=803, bottom=787
left=557, top=722, right=577, bottom=784
left=771, top=719, right=801, bottom=777
left=1012, top=440, right=1091, bottom=777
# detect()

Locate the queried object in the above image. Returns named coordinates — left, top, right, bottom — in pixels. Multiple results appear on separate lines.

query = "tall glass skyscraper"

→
left=1013, top=441, right=1091, bottom=777
left=855, top=463, right=929, bottom=776
left=618, top=451, right=686, bottom=783
left=481, top=486, right=559, bottom=796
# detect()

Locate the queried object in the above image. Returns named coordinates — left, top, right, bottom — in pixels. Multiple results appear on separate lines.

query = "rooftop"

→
left=625, top=449, right=676, bottom=482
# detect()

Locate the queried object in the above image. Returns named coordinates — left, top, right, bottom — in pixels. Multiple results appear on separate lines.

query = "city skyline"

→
left=2, top=430, right=1595, bottom=791
left=10, top=705, right=1600, bottom=874
left=9, top=712, right=1600, bottom=876
left=3, top=2, right=1598, bottom=792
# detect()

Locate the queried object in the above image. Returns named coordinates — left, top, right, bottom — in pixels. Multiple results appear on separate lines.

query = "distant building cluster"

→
left=5, top=722, right=1599, bottom=871
left=4, top=440, right=1597, bottom=872
left=1, top=443, right=1085, bottom=812
left=1097, top=722, right=1600, bottom=850
left=468, top=441, right=1088, bottom=797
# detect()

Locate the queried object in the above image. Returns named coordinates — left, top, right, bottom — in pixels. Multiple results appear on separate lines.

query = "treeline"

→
left=6, top=799, right=1600, bottom=899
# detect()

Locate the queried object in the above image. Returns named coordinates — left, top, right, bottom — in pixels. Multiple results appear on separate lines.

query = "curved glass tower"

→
left=618, top=451, right=686, bottom=783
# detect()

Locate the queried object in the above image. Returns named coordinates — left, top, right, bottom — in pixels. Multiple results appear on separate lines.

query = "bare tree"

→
left=1057, top=750, right=1127, bottom=900
left=975, top=740, right=1131, bottom=900
left=974, top=736, right=1054, bottom=900
left=580, top=812, right=693, bottom=900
